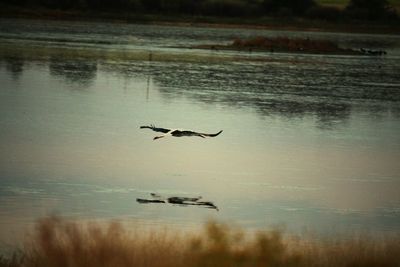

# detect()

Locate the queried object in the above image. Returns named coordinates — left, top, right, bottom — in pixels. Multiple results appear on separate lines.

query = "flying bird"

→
left=140, top=125, right=223, bottom=140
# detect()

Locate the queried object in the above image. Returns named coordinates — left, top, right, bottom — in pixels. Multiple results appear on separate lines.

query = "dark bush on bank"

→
left=262, top=0, right=317, bottom=16
left=344, top=0, right=398, bottom=20
left=305, top=6, right=342, bottom=21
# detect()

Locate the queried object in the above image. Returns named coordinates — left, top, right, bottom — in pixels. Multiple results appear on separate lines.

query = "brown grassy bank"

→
left=1, top=217, right=400, bottom=267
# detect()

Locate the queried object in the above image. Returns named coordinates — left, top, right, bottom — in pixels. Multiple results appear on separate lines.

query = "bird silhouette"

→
left=140, top=125, right=223, bottom=140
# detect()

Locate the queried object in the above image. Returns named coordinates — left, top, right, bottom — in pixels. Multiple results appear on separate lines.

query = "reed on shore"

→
left=1, top=216, right=399, bottom=267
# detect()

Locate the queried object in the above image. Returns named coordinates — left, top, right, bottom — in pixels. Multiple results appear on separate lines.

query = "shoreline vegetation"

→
left=1, top=1, right=400, bottom=34
left=1, top=217, right=400, bottom=267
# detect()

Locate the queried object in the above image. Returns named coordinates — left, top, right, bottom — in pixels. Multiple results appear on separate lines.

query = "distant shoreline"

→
left=1, top=6, right=400, bottom=35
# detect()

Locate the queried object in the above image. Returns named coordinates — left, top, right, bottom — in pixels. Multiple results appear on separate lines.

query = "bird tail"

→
left=204, top=130, right=223, bottom=137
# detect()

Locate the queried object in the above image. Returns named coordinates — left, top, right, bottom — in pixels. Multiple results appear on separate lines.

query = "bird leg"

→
left=153, top=135, right=165, bottom=140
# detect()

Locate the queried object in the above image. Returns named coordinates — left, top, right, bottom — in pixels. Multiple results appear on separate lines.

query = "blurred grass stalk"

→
left=1, top=216, right=400, bottom=267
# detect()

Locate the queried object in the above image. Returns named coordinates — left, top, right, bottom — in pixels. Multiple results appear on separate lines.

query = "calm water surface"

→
left=1, top=18, right=400, bottom=250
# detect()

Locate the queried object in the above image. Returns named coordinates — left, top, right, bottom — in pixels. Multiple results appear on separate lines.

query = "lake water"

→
left=1, top=18, right=400, bottom=250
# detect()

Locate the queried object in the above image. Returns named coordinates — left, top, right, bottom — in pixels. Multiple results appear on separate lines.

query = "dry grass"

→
left=1, top=216, right=400, bottom=267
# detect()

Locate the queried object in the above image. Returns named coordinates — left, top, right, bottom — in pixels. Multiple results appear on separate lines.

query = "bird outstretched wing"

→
left=140, top=124, right=170, bottom=133
left=140, top=125, right=223, bottom=139
left=171, top=130, right=223, bottom=138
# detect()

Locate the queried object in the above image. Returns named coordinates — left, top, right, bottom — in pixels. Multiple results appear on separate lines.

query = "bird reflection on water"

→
left=137, top=193, right=219, bottom=211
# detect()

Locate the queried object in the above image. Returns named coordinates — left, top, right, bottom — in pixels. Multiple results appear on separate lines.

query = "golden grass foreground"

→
left=1, top=216, right=400, bottom=267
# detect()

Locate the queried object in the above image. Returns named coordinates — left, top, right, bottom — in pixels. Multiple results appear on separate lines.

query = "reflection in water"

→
left=1, top=55, right=24, bottom=80
left=99, top=57, right=400, bottom=128
left=150, top=62, right=352, bottom=125
left=1, top=47, right=398, bottom=130
left=137, top=193, right=219, bottom=211
left=49, top=57, right=97, bottom=86
left=146, top=76, right=151, bottom=101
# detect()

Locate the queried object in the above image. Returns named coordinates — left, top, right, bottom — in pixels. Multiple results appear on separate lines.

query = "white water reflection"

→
left=1, top=19, right=400, bottom=251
